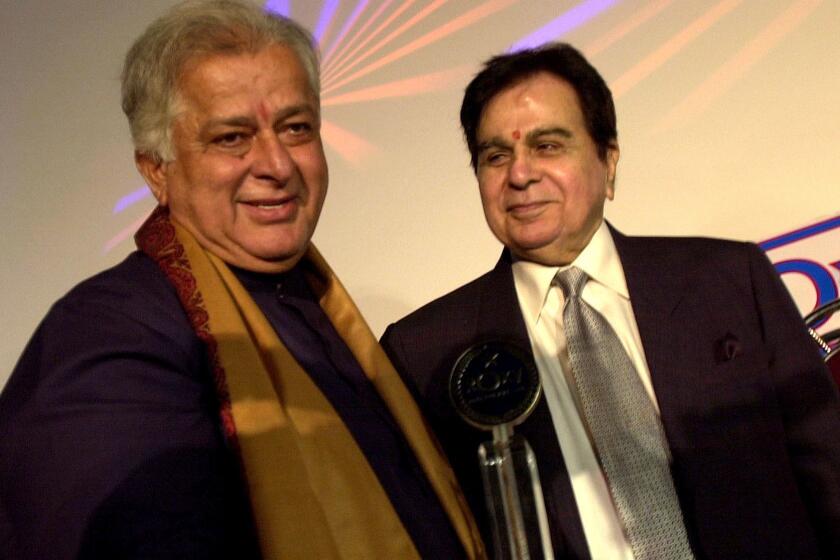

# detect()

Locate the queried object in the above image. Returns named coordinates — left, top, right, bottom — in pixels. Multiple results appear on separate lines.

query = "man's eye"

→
left=214, top=132, right=248, bottom=147
left=536, top=142, right=559, bottom=153
left=282, top=121, right=314, bottom=140
left=483, top=152, right=508, bottom=166
left=279, top=121, right=315, bottom=145
left=286, top=122, right=312, bottom=135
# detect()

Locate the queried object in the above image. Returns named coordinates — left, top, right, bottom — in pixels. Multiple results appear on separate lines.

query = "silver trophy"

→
left=450, top=342, right=553, bottom=560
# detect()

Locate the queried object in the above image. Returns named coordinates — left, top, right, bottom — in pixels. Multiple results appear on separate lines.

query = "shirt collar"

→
left=511, top=220, right=629, bottom=327
left=231, top=263, right=313, bottom=300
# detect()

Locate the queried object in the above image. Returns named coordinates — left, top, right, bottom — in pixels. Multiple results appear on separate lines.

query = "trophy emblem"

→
left=451, top=341, right=553, bottom=560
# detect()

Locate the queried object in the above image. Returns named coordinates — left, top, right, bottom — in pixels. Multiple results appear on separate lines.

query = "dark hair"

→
left=460, top=42, right=617, bottom=171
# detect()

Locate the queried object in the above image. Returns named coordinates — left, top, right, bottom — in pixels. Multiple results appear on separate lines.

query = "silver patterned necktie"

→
left=555, top=266, right=694, bottom=560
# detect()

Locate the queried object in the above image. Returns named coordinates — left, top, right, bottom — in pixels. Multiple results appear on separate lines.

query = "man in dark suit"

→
left=382, top=43, right=840, bottom=559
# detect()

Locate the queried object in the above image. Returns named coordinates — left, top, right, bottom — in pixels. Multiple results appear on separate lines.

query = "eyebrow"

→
left=476, top=137, right=509, bottom=154
left=200, top=104, right=318, bottom=133
left=272, top=104, right=319, bottom=123
left=525, top=126, right=573, bottom=143
left=203, top=116, right=254, bottom=130
left=476, top=126, right=574, bottom=154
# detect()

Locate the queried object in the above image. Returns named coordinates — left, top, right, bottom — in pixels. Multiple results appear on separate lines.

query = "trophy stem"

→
left=479, top=428, right=553, bottom=560
left=494, top=425, right=529, bottom=559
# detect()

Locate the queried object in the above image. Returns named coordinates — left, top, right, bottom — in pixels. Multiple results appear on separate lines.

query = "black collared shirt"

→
left=233, top=265, right=465, bottom=559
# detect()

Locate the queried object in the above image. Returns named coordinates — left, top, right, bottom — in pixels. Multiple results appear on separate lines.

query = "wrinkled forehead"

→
left=172, top=45, right=318, bottom=115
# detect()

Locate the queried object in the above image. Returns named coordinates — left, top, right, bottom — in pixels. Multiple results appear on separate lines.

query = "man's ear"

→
left=605, top=142, right=620, bottom=201
left=135, top=151, right=170, bottom=206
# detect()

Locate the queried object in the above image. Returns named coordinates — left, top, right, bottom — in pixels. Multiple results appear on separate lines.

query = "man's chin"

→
left=210, top=242, right=307, bottom=273
left=509, top=240, right=579, bottom=266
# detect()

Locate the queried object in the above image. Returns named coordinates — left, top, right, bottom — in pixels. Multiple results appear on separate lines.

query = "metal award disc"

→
left=450, top=341, right=541, bottom=430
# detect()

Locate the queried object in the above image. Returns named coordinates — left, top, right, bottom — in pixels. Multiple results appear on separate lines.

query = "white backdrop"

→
left=2, top=0, right=839, bottom=387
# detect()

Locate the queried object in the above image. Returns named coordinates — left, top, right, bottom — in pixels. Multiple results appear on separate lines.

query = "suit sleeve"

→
left=381, top=324, right=423, bottom=403
left=748, top=243, right=840, bottom=554
left=0, top=281, right=257, bottom=560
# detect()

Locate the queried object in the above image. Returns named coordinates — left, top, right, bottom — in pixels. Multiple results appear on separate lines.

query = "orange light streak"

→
left=609, top=0, right=743, bottom=99
left=321, top=119, right=379, bottom=166
left=655, top=0, right=822, bottom=133
left=323, top=0, right=517, bottom=95
left=322, top=0, right=418, bottom=83
left=322, top=1, right=383, bottom=67
left=323, top=0, right=448, bottom=88
left=322, top=65, right=470, bottom=106
left=583, top=0, right=673, bottom=57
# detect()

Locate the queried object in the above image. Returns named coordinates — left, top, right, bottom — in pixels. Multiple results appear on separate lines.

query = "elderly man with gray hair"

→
left=0, top=1, right=484, bottom=559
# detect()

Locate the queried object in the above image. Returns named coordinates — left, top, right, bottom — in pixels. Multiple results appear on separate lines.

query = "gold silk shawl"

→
left=135, top=207, right=485, bottom=559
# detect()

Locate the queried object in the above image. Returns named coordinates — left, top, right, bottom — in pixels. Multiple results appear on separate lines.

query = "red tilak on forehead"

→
left=512, top=130, right=521, bottom=140
left=257, top=101, right=271, bottom=121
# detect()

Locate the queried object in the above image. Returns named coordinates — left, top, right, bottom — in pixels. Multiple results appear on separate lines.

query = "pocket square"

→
left=714, top=332, right=742, bottom=363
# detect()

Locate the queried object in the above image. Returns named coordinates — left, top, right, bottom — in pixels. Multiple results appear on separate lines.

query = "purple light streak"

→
left=263, top=0, right=291, bottom=17
left=113, top=185, right=151, bottom=214
left=313, top=0, right=341, bottom=44
left=508, top=0, right=621, bottom=52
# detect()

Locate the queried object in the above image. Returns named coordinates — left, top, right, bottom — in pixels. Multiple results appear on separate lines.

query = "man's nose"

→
left=251, top=132, right=294, bottom=182
left=507, top=151, right=539, bottom=189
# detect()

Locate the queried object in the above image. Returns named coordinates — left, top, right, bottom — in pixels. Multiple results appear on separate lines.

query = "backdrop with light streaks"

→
left=2, top=0, right=838, bottom=385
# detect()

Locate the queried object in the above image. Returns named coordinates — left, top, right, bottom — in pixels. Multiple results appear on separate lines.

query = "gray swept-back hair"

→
left=121, top=0, right=319, bottom=162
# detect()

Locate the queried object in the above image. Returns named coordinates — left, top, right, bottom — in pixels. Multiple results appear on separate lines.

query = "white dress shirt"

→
left=512, top=220, right=661, bottom=560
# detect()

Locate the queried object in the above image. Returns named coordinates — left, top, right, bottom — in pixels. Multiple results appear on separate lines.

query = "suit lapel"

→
left=475, top=251, right=591, bottom=559
left=610, top=228, right=689, bottom=428
left=612, top=230, right=684, bottom=394
left=475, top=251, right=532, bottom=348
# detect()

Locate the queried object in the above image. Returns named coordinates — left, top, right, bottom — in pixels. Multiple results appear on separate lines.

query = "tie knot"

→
left=554, top=266, right=588, bottom=298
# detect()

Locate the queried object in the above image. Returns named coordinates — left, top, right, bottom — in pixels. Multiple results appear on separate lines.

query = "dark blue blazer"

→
left=0, top=253, right=260, bottom=559
left=381, top=230, right=840, bottom=559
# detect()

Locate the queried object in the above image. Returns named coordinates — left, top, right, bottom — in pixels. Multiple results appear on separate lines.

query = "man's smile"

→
left=239, top=196, right=300, bottom=221
left=507, top=200, right=551, bottom=218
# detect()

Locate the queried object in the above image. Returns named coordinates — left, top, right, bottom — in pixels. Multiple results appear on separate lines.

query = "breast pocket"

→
left=690, top=344, right=784, bottom=445
left=704, top=344, right=771, bottom=388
